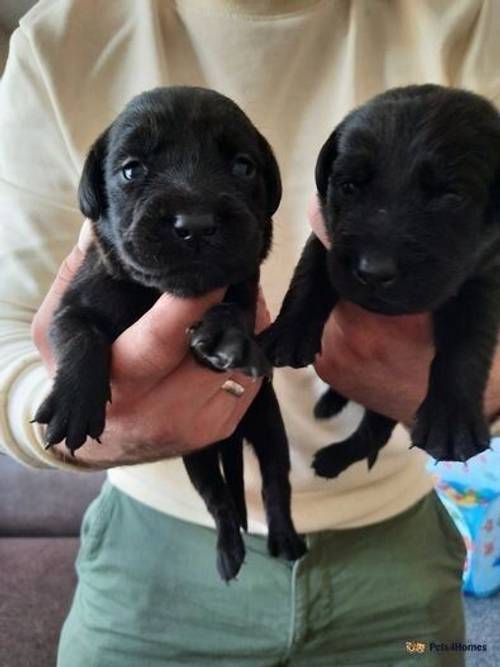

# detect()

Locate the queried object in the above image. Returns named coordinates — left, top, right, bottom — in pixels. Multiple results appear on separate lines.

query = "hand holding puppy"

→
left=31, top=221, right=267, bottom=469
left=309, top=194, right=500, bottom=428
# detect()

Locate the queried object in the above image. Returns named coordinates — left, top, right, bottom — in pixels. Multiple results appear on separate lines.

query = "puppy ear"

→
left=78, top=128, right=110, bottom=221
left=257, top=134, right=282, bottom=216
left=315, top=128, right=341, bottom=199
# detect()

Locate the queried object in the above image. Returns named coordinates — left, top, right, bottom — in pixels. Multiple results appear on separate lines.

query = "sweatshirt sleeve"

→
left=0, top=27, right=87, bottom=470
left=455, top=0, right=500, bottom=104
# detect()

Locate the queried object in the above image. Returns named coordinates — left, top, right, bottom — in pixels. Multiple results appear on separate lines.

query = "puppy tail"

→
left=221, top=436, right=248, bottom=532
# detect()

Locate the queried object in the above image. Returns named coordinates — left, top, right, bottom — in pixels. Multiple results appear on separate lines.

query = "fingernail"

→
left=77, top=219, right=94, bottom=252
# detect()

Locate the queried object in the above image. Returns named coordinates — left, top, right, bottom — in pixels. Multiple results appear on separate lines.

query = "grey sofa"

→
left=0, top=3, right=105, bottom=663
left=0, top=455, right=105, bottom=667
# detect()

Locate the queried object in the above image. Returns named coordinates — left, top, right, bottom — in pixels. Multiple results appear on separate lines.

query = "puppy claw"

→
left=412, top=393, right=490, bottom=462
left=268, top=530, right=307, bottom=561
left=258, top=321, right=321, bottom=369
left=216, top=534, right=246, bottom=582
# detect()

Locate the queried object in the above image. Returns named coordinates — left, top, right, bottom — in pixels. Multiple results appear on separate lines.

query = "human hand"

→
left=31, top=221, right=269, bottom=468
left=309, top=195, right=500, bottom=426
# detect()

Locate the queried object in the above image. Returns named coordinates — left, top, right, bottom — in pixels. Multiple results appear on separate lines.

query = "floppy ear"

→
left=315, top=128, right=341, bottom=200
left=78, top=128, right=110, bottom=221
left=257, top=134, right=282, bottom=216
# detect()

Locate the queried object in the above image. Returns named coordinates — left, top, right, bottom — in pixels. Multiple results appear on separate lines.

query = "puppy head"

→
left=78, top=86, right=281, bottom=296
left=316, top=84, right=500, bottom=314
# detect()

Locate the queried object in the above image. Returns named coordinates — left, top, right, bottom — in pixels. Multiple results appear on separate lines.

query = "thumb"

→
left=308, top=193, right=331, bottom=249
left=111, top=288, right=226, bottom=385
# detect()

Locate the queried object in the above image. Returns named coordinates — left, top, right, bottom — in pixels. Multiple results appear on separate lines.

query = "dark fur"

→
left=260, top=85, right=500, bottom=478
left=34, top=87, right=305, bottom=579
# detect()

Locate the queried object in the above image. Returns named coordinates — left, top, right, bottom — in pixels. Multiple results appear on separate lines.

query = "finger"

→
left=210, top=374, right=262, bottom=435
left=77, top=219, right=94, bottom=252
left=152, top=356, right=258, bottom=403
left=308, top=192, right=331, bottom=249
left=111, top=288, right=226, bottom=385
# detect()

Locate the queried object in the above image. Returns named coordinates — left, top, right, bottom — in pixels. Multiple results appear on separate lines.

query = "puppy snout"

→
left=173, top=213, right=217, bottom=241
left=353, top=253, right=398, bottom=288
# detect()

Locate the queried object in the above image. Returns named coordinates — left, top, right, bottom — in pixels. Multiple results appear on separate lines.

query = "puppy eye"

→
left=232, top=154, right=257, bottom=179
left=122, top=160, right=145, bottom=181
left=339, top=182, right=358, bottom=196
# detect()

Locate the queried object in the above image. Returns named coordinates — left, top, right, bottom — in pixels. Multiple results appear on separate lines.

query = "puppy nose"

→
left=173, top=214, right=217, bottom=241
left=353, top=253, right=397, bottom=287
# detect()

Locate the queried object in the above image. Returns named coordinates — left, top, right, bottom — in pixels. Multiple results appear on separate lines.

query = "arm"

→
left=0, top=27, right=84, bottom=468
left=0, top=28, right=265, bottom=470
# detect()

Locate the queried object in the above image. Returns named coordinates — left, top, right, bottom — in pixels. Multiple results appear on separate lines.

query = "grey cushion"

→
left=0, top=455, right=105, bottom=536
left=0, top=537, right=79, bottom=667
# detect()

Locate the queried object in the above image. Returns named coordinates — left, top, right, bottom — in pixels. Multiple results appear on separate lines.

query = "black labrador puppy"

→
left=34, top=86, right=305, bottom=580
left=261, top=84, right=500, bottom=479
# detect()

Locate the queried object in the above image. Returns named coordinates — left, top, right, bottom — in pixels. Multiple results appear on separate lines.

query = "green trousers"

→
left=58, top=482, right=466, bottom=667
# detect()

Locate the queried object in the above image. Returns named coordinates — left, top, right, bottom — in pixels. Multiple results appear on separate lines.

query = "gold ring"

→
left=221, top=379, right=246, bottom=398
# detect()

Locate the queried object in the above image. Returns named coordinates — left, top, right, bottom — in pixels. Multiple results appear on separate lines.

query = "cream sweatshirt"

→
left=0, top=0, right=498, bottom=533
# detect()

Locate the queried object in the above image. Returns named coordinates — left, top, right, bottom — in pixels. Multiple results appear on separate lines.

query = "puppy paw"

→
left=312, top=429, right=382, bottom=479
left=312, top=444, right=348, bottom=479
left=216, top=527, right=246, bottom=582
left=267, top=529, right=307, bottom=562
left=412, top=394, right=490, bottom=462
left=33, top=373, right=110, bottom=454
left=313, top=389, right=348, bottom=419
left=258, top=319, right=322, bottom=368
left=188, top=319, right=271, bottom=378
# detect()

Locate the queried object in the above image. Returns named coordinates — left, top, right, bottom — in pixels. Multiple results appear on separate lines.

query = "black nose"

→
left=173, top=214, right=217, bottom=241
left=353, top=253, right=397, bottom=287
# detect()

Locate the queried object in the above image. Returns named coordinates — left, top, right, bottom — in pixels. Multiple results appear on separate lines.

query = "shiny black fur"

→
left=34, top=87, right=305, bottom=579
left=261, top=85, right=500, bottom=478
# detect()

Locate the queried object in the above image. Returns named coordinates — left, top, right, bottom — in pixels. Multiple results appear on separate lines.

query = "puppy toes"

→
left=33, top=375, right=110, bottom=454
left=216, top=529, right=246, bottom=582
left=412, top=395, right=490, bottom=462
left=312, top=445, right=344, bottom=479
left=313, top=389, right=348, bottom=419
left=258, top=320, right=321, bottom=369
left=267, top=530, right=307, bottom=562
left=189, top=319, right=270, bottom=377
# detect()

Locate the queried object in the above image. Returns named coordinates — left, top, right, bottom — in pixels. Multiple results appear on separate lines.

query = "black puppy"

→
left=34, top=86, right=306, bottom=579
left=261, top=84, right=500, bottom=479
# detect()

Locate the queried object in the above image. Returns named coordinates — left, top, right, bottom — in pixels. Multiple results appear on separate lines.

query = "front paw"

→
left=412, top=393, right=490, bottom=462
left=33, top=373, right=110, bottom=454
left=258, top=319, right=322, bottom=368
left=188, top=319, right=271, bottom=378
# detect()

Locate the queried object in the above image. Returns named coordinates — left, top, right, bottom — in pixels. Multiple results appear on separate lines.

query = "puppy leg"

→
left=241, top=382, right=307, bottom=561
left=183, top=442, right=246, bottom=582
left=258, top=234, right=338, bottom=368
left=314, top=388, right=348, bottom=419
left=34, top=249, right=157, bottom=454
left=412, top=272, right=500, bottom=461
left=34, top=306, right=111, bottom=453
left=220, top=436, right=248, bottom=532
left=312, top=410, right=396, bottom=479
